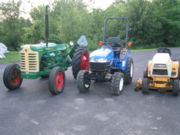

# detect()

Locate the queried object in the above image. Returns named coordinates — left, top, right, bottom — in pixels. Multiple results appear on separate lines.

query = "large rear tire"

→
left=3, top=64, right=23, bottom=90
left=72, top=47, right=89, bottom=79
left=49, top=67, right=65, bottom=95
left=111, top=72, right=124, bottom=96
left=172, top=79, right=180, bottom=96
left=124, top=57, right=134, bottom=85
left=77, top=70, right=91, bottom=93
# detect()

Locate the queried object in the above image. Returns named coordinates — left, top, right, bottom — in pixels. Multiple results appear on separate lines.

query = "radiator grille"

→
left=152, top=69, right=168, bottom=76
left=20, top=48, right=39, bottom=72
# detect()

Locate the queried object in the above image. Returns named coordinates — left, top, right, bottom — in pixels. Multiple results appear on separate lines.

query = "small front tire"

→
left=77, top=70, right=91, bottom=93
left=111, top=72, right=124, bottom=96
left=172, top=79, right=180, bottom=96
left=142, top=78, right=149, bottom=94
left=3, top=64, right=23, bottom=90
left=49, top=67, right=65, bottom=95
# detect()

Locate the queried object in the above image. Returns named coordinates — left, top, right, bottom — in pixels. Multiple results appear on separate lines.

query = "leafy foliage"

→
left=0, top=0, right=179, bottom=51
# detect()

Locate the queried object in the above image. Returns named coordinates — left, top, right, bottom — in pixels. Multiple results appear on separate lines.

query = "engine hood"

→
left=152, top=53, right=172, bottom=64
left=90, top=47, right=113, bottom=61
left=20, top=42, right=67, bottom=52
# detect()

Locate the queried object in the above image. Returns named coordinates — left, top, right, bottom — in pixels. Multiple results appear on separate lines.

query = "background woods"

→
left=0, top=0, right=179, bottom=50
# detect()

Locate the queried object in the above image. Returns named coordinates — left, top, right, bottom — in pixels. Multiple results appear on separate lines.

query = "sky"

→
left=0, top=0, right=115, bottom=18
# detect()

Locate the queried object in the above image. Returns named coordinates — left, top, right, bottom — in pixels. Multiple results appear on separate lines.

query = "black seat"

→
left=157, top=47, right=171, bottom=56
left=107, top=37, right=121, bottom=52
left=107, top=37, right=120, bottom=47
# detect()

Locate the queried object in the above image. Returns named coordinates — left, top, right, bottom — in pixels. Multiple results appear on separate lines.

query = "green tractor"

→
left=3, top=6, right=89, bottom=95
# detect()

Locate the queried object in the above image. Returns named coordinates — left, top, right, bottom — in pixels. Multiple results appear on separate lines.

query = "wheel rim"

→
left=130, top=63, right=133, bottom=78
left=84, top=72, right=90, bottom=88
left=84, top=84, right=90, bottom=88
left=81, top=52, right=89, bottom=70
left=55, top=72, right=64, bottom=90
left=119, top=78, right=124, bottom=91
left=11, top=69, right=21, bottom=86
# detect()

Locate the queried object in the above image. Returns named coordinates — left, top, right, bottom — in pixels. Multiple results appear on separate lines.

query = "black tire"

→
left=178, top=65, right=180, bottom=79
left=157, top=48, right=171, bottom=56
left=3, top=64, right=23, bottom=90
left=72, top=46, right=89, bottom=79
left=143, top=68, right=148, bottom=78
left=142, top=78, right=149, bottom=94
left=77, top=70, right=91, bottom=93
left=41, top=75, right=49, bottom=79
left=172, top=79, right=180, bottom=96
left=49, top=67, right=65, bottom=95
left=111, top=72, right=124, bottom=96
left=124, top=57, right=134, bottom=85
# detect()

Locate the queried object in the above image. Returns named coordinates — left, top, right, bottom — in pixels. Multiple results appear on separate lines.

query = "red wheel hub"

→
left=81, top=52, right=89, bottom=70
left=55, top=72, right=64, bottom=90
left=11, top=69, right=21, bottom=86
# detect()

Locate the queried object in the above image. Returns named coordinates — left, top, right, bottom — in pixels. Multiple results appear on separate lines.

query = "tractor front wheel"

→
left=77, top=70, right=91, bottom=93
left=72, top=47, right=89, bottom=79
left=172, top=79, right=180, bottom=96
left=3, top=64, right=23, bottom=90
left=49, top=67, right=65, bottom=95
left=142, top=78, right=149, bottom=94
left=124, top=57, right=134, bottom=85
left=111, top=72, right=124, bottom=96
left=143, top=67, right=148, bottom=78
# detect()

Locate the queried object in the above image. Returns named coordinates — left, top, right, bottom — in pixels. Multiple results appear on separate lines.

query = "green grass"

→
left=131, top=48, right=157, bottom=52
left=1, top=46, right=179, bottom=63
left=0, top=51, right=19, bottom=64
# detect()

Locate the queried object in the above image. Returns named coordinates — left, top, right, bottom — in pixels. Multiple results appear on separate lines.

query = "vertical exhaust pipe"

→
left=45, top=6, right=49, bottom=47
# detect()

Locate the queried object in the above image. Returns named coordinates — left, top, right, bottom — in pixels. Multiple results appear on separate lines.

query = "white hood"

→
left=152, top=53, right=171, bottom=64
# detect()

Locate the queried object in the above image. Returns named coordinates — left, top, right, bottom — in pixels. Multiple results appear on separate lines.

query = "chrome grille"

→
left=20, top=49, right=39, bottom=72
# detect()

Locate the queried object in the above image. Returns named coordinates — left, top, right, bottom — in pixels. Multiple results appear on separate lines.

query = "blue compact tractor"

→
left=76, top=17, right=134, bottom=95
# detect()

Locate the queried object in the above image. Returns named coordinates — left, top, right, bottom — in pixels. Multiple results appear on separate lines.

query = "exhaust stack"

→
left=45, top=6, right=49, bottom=47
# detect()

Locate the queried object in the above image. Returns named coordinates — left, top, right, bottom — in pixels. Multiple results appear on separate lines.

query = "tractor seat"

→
left=107, top=37, right=121, bottom=47
left=107, top=37, right=121, bottom=52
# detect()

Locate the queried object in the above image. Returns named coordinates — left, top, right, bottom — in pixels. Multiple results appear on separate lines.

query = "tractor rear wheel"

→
left=77, top=70, right=91, bottom=93
left=72, top=46, right=89, bottom=79
left=49, top=67, right=65, bottom=95
left=142, top=78, right=149, bottom=94
left=111, top=72, right=124, bottom=96
left=3, top=64, right=23, bottom=90
left=124, top=57, right=134, bottom=85
left=172, top=79, right=180, bottom=96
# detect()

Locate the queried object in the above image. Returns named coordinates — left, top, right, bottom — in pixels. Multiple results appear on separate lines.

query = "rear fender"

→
left=119, top=49, right=130, bottom=70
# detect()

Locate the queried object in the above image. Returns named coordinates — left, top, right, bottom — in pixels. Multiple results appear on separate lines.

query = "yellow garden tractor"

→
left=135, top=48, right=180, bottom=96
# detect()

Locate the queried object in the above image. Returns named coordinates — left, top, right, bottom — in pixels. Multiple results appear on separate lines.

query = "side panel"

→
left=171, top=61, right=179, bottom=78
left=112, top=48, right=130, bottom=71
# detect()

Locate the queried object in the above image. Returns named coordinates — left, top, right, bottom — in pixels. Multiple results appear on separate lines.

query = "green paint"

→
left=20, top=42, right=77, bottom=79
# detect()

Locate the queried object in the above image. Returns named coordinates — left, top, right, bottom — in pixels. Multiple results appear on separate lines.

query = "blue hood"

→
left=90, top=47, right=113, bottom=62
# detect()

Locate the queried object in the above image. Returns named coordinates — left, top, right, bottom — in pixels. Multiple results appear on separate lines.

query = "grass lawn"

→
left=0, top=47, right=179, bottom=63
left=0, top=51, right=19, bottom=64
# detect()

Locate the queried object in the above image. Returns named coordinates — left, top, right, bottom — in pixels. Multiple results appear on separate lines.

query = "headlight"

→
left=90, top=58, right=109, bottom=63
left=154, top=64, right=167, bottom=68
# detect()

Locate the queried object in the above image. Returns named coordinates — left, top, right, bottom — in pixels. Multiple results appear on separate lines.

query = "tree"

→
left=153, top=0, right=180, bottom=46
left=0, top=0, right=29, bottom=50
